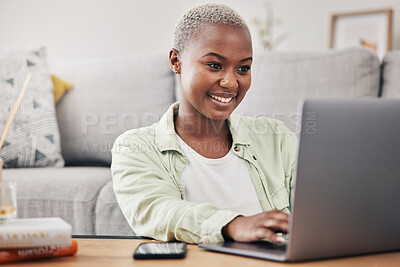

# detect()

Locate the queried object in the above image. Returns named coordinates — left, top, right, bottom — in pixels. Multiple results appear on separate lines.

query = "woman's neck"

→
left=174, top=106, right=232, bottom=158
left=175, top=112, right=227, bottom=137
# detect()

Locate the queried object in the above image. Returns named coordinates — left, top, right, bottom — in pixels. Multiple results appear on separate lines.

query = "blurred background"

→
left=1, top=0, right=399, bottom=62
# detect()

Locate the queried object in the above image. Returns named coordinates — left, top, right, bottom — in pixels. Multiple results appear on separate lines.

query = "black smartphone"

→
left=133, top=242, right=187, bottom=259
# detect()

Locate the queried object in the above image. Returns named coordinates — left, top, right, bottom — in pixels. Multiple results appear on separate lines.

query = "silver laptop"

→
left=199, top=98, right=400, bottom=262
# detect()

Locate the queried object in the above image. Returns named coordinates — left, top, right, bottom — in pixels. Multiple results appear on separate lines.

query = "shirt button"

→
left=234, top=146, right=240, bottom=152
left=253, top=155, right=257, bottom=160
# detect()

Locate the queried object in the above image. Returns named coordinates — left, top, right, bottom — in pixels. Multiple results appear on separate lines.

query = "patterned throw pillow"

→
left=0, top=47, right=64, bottom=168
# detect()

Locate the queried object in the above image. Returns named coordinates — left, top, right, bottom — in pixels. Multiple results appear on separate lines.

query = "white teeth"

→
left=208, top=93, right=233, bottom=103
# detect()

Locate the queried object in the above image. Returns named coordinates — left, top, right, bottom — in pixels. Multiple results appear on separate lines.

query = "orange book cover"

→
left=0, top=239, right=77, bottom=263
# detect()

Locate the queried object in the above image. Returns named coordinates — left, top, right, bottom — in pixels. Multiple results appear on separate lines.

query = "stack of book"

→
left=0, top=217, right=77, bottom=263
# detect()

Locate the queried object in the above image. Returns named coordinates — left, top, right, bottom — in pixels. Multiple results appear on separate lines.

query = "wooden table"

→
left=5, top=237, right=400, bottom=266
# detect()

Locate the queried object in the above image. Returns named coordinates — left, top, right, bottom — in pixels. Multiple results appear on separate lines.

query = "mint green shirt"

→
left=111, top=102, right=297, bottom=244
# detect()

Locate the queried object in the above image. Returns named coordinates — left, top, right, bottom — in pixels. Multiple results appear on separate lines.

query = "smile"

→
left=207, top=93, right=234, bottom=103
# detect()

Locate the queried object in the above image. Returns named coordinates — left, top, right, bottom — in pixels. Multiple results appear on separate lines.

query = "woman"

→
left=111, top=4, right=297, bottom=244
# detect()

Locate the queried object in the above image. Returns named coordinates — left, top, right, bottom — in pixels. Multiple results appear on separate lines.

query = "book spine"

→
left=0, top=227, right=71, bottom=248
left=0, top=239, right=77, bottom=263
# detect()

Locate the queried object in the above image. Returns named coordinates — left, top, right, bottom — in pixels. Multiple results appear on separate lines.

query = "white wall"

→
left=272, top=0, right=400, bottom=52
left=0, top=0, right=399, bottom=62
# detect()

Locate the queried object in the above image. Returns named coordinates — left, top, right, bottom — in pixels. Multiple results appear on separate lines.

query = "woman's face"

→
left=175, top=24, right=253, bottom=121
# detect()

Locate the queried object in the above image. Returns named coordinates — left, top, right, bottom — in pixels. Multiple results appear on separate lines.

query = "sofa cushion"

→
left=0, top=47, right=64, bottom=168
left=235, top=47, right=380, bottom=131
left=95, top=180, right=135, bottom=236
left=3, top=166, right=111, bottom=234
left=381, top=50, right=400, bottom=98
left=49, top=53, right=175, bottom=166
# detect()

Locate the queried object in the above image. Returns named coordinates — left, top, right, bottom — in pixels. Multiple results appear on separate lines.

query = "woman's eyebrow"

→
left=202, top=52, right=253, bottom=63
left=202, top=52, right=226, bottom=60
left=240, top=57, right=253, bottom=63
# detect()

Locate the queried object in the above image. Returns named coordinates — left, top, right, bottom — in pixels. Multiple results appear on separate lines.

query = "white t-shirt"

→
left=176, top=135, right=263, bottom=216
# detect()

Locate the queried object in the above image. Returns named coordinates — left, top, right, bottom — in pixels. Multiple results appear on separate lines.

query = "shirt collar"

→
left=227, top=113, right=251, bottom=147
left=155, top=102, right=181, bottom=152
left=155, top=102, right=251, bottom=152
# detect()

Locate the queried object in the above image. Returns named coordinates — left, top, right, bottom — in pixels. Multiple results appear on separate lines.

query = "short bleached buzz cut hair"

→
left=173, top=3, right=251, bottom=52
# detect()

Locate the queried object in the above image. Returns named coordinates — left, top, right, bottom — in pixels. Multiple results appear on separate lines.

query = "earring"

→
left=174, top=69, right=179, bottom=74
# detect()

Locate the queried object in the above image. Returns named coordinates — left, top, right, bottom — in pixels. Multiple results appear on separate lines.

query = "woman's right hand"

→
left=222, top=209, right=289, bottom=243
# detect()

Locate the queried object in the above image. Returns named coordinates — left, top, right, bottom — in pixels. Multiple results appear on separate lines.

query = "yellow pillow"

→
left=51, top=74, right=72, bottom=103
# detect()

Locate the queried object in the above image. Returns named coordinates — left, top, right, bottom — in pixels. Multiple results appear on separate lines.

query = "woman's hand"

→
left=222, top=209, right=289, bottom=243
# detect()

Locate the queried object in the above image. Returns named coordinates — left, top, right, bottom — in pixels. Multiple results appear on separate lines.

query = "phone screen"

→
left=133, top=242, right=187, bottom=259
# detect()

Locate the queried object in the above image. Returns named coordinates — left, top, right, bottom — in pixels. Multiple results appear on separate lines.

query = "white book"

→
left=0, top=217, right=71, bottom=248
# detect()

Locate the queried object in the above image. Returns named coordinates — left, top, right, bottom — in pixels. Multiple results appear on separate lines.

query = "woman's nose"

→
left=219, top=72, right=238, bottom=90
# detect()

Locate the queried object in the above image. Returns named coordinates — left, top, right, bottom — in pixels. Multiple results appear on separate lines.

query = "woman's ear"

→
left=169, top=48, right=181, bottom=74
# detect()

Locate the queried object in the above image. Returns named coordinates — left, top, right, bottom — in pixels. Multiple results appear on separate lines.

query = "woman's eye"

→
left=238, top=66, right=251, bottom=72
left=208, top=63, right=222, bottom=69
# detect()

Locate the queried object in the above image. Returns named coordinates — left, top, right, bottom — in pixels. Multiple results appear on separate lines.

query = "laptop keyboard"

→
left=223, top=240, right=287, bottom=253
left=261, top=233, right=290, bottom=245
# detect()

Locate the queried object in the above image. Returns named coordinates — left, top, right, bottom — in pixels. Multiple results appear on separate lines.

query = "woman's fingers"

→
left=262, top=218, right=289, bottom=233
left=264, top=209, right=290, bottom=221
left=256, top=227, right=276, bottom=241
left=256, top=227, right=286, bottom=244
left=223, top=210, right=291, bottom=242
left=260, top=210, right=289, bottom=233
